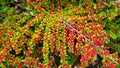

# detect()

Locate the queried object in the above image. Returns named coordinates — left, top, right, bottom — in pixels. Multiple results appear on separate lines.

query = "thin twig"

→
left=61, top=20, right=118, bottom=64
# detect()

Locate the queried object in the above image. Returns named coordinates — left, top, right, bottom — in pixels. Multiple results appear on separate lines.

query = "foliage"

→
left=0, top=0, right=9, bottom=6
left=0, top=0, right=120, bottom=68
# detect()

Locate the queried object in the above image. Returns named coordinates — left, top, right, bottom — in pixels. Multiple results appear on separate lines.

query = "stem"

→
left=61, top=20, right=119, bottom=65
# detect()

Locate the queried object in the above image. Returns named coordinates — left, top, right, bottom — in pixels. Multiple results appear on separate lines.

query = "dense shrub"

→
left=0, top=0, right=120, bottom=68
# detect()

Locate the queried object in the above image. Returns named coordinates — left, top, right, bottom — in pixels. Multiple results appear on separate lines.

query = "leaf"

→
left=0, top=9, right=4, bottom=14
left=105, top=38, right=110, bottom=44
left=0, top=63, right=5, bottom=68
left=102, top=55, right=106, bottom=63
left=99, top=20, right=107, bottom=26
left=116, top=64, right=120, bottom=68
left=99, top=11, right=106, bottom=16
left=0, top=7, right=7, bottom=14
left=109, top=31, right=117, bottom=40
left=108, top=1, right=116, bottom=7
left=46, top=0, right=51, bottom=5
left=6, top=60, right=10, bottom=68
left=7, top=7, right=14, bottom=15
left=71, top=0, right=76, bottom=2
left=117, top=30, right=120, bottom=41
left=67, top=53, right=76, bottom=65
left=112, top=44, right=120, bottom=52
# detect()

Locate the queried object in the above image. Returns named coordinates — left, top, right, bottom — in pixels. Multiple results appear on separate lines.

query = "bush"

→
left=0, top=0, right=120, bottom=68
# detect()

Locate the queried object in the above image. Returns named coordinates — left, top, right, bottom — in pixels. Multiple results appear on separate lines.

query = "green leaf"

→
left=0, top=0, right=9, bottom=5
left=117, top=30, right=120, bottom=41
left=0, top=63, right=5, bottom=68
left=99, top=11, right=106, bottom=16
left=6, top=60, right=10, bottom=68
left=112, top=44, right=120, bottom=52
left=46, top=0, right=51, bottom=5
left=99, top=20, right=107, bottom=26
left=102, top=56, right=106, bottom=63
left=105, top=38, right=110, bottom=44
left=109, top=31, right=117, bottom=40
left=71, top=0, right=76, bottom=2
left=116, top=64, right=120, bottom=68
left=67, top=53, right=76, bottom=65
left=0, top=7, right=7, bottom=14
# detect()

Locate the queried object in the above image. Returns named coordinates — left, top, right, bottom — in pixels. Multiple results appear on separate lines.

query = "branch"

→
left=61, top=20, right=118, bottom=64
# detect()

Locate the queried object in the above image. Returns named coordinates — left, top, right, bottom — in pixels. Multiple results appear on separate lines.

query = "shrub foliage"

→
left=0, top=0, right=120, bottom=68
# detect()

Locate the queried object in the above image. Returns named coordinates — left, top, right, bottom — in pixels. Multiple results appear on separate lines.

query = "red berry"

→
left=62, top=65, right=70, bottom=68
left=29, top=1, right=33, bottom=6
left=37, top=6, right=42, bottom=11
left=86, top=0, right=90, bottom=2
left=36, top=0, right=39, bottom=2
left=110, top=63, right=115, bottom=68
left=102, top=50, right=110, bottom=55
left=50, top=10, right=54, bottom=14
left=0, top=54, right=3, bottom=62
left=118, top=58, right=120, bottom=64
left=116, top=1, right=120, bottom=4
left=60, top=5, right=63, bottom=10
